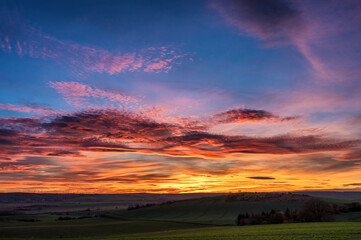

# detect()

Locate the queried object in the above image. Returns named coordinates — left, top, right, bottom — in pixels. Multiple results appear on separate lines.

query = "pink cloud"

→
left=0, top=103, right=59, bottom=115
left=144, top=59, right=170, bottom=73
left=210, top=0, right=361, bottom=83
left=49, top=81, right=138, bottom=102
left=0, top=22, right=190, bottom=77
left=211, top=108, right=299, bottom=124
left=144, top=51, right=188, bottom=73
left=49, top=81, right=139, bottom=109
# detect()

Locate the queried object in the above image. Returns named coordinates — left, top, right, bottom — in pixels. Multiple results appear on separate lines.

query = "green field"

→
left=0, top=217, right=205, bottom=239
left=1, top=222, right=360, bottom=240
left=1, top=194, right=361, bottom=240
left=116, top=196, right=304, bottom=225
left=118, top=222, right=361, bottom=240
left=336, top=211, right=361, bottom=222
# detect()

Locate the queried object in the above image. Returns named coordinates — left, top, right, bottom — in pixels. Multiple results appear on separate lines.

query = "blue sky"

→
left=1, top=0, right=361, bottom=193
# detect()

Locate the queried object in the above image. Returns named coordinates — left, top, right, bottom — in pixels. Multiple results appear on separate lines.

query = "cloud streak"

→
left=211, top=108, right=299, bottom=124
left=49, top=81, right=140, bottom=109
left=0, top=103, right=59, bottom=115
left=210, top=0, right=302, bottom=42
left=248, top=176, right=275, bottom=180
left=211, top=0, right=361, bottom=83
left=0, top=11, right=190, bottom=77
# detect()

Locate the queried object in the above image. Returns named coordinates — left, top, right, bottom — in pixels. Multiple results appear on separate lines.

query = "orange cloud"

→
left=1, top=106, right=360, bottom=193
left=211, top=108, right=299, bottom=124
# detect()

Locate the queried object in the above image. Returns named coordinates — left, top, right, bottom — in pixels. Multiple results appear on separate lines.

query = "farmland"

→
left=116, top=195, right=305, bottom=225
left=0, top=193, right=361, bottom=239
left=118, top=222, right=361, bottom=240
left=1, top=222, right=361, bottom=240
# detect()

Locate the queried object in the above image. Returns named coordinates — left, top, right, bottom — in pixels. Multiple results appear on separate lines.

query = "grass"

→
left=1, top=195, right=360, bottom=239
left=336, top=211, right=361, bottom=222
left=112, top=222, right=361, bottom=240
left=0, top=217, right=205, bottom=239
left=2, top=221, right=360, bottom=240
left=321, top=197, right=356, bottom=204
left=116, top=196, right=304, bottom=225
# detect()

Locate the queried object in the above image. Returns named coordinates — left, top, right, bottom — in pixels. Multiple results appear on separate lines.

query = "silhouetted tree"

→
left=348, top=202, right=361, bottom=211
left=269, top=211, right=284, bottom=224
left=301, top=198, right=334, bottom=222
left=285, top=208, right=290, bottom=219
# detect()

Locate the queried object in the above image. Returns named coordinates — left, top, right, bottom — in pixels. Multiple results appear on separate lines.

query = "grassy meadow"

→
left=117, top=222, right=361, bottom=240
left=0, top=193, right=361, bottom=240
left=1, top=221, right=361, bottom=240
left=116, top=195, right=304, bottom=225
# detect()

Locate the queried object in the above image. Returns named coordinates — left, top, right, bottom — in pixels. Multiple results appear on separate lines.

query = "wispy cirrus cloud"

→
left=0, top=103, right=59, bottom=115
left=49, top=81, right=140, bottom=109
left=210, top=0, right=361, bottom=83
left=210, top=0, right=302, bottom=43
left=0, top=9, right=190, bottom=77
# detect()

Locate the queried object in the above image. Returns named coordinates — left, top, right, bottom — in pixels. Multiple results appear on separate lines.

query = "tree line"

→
left=237, top=198, right=361, bottom=225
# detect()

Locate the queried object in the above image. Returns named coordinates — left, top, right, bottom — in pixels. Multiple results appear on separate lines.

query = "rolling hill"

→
left=115, top=194, right=307, bottom=225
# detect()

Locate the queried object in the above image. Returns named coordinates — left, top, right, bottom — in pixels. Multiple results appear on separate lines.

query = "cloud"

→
left=343, top=183, right=361, bottom=187
left=0, top=156, right=56, bottom=172
left=336, top=150, right=361, bottom=161
left=211, top=108, right=299, bottom=124
left=210, top=0, right=361, bottom=83
left=48, top=81, right=139, bottom=109
left=0, top=108, right=358, bottom=162
left=0, top=103, right=59, bottom=115
left=247, top=176, right=275, bottom=180
left=210, top=0, right=302, bottom=42
left=0, top=11, right=190, bottom=77
left=164, top=132, right=360, bottom=159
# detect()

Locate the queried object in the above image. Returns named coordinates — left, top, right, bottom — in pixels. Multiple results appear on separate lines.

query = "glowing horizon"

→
left=1, top=0, right=361, bottom=193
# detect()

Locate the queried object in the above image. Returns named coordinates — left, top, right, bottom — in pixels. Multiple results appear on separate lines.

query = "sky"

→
left=1, top=0, right=361, bottom=193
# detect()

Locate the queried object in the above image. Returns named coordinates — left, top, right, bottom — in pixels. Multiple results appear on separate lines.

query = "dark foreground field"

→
left=112, top=222, right=361, bottom=240
left=1, top=222, right=361, bottom=240
left=1, top=192, right=361, bottom=240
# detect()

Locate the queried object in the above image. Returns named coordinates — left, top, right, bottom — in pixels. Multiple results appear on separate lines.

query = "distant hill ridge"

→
left=0, top=192, right=224, bottom=204
left=225, top=192, right=311, bottom=202
left=1, top=191, right=360, bottom=203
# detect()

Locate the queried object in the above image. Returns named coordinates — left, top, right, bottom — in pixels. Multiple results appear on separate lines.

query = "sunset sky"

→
left=1, top=0, right=361, bottom=193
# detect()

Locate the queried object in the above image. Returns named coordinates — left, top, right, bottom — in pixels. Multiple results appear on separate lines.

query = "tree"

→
left=301, top=198, right=334, bottom=222
left=269, top=211, right=285, bottom=224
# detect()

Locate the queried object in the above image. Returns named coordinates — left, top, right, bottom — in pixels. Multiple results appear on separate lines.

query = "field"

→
left=1, top=193, right=361, bottom=239
left=1, top=222, right=361, bottom=240
left=118, top=222, right=361, bottom=240
left=0, top=217, right=206, bottom=239
left=116, top=195, right=304, bottom=225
